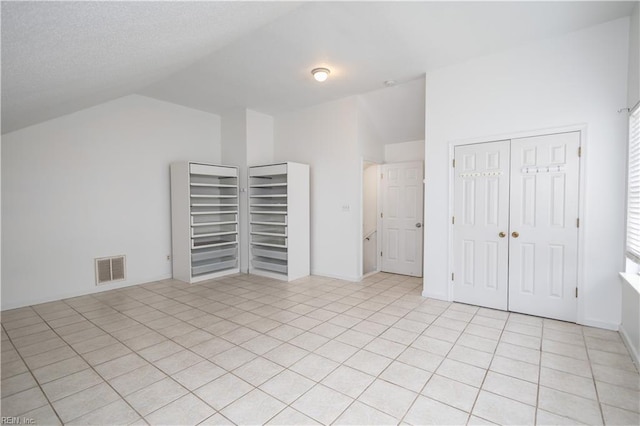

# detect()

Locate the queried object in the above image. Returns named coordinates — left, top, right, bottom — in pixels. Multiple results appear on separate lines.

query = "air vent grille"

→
left=95, top=256, right=126, bottom=285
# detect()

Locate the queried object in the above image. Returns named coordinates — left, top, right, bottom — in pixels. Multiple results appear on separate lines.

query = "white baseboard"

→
left=359, top=270, right=381, bottom=281
left=422, top=290, right=450, bottom=302
left=1, top=273, right=173, bottom=311
left=579, top=317, right=619, bottom=331
left=311, top=270, right=360, bottom=282
left=620, top=324, right=640, bottom=370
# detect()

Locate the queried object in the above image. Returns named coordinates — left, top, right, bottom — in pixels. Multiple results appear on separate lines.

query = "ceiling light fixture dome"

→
left=311, top=67, right=330, bottom=82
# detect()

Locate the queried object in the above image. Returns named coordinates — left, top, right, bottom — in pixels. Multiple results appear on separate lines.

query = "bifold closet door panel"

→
left=453, top=141, right=510, bottom=311
left=508, top=132, right=580, bottom=322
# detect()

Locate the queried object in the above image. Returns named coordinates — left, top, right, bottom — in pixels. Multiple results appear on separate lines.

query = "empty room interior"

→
left=2, top=1, right=640, bottom=425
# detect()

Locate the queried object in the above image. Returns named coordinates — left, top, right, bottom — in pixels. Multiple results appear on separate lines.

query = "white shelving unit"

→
left=170, top=162, right=240, bottom=283
left=249, top=162, right=309, bottom=281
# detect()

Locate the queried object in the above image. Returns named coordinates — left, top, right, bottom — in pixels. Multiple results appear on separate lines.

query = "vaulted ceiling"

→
left=2, top=1, right=636, bottom=134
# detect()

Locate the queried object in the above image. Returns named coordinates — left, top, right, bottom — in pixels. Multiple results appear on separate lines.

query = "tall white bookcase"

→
left=248, top=162, right=310, bottom=281
left=170, top=162, right=240, bottom=283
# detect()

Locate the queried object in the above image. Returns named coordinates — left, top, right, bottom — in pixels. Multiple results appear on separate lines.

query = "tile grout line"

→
left=534, top=318, right=544, bottom=426
left=258, top=274, right=427, bottom=425
left=1, top=320, right=65, bottom=425
left=241, top=274, right=425, bottom=424
left=456, top=307, right=510, bottom=426
left=584, top=325, right=607, bottom=425
left=23, top=303, right=150, bottom=424
left=3, top=274, right=636, bottom=425
left=90, top=273, right=417, bottom=423
left=59, top=281, right=257, bottom=423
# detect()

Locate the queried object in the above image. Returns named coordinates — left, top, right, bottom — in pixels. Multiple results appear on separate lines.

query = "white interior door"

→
left=508, top=132, right=580, bottom=322
left=381, top=161, right=424, bottom=277
left=453, top=141, right=511, bottom=310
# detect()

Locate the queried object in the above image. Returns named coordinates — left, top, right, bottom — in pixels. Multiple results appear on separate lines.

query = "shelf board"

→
left=191, top=195, right=238, bottom=198
left=190, top=183, right=237, bottom=188
left=251, top=231, right=286, bottom=237
left=250, top=183, right=287, bottom=188
left=250, top=204, right=288, bottom=207
left=191, top=203, right=239, bottom=207
left=249, top=195, right=287, bottom=198
left=251, top=241, right=287, bottom=249
left=192, top=240, right=237, bottom=249
left=192, top=258, right=237, bottom=275
left=192, top=256, right=237, bottom=268
left=191, top=211, right=238, bottom=215
left=192, top=221, right=238, bottom=227
left=193, top=231, right=237, bottom=238
left=250, top=221, right=286, bottom=226
left=250, top=211, right=287, bottom=215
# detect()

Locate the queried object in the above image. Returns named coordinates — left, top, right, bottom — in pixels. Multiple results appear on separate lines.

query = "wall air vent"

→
left=95, top=255, right=126, bottom=285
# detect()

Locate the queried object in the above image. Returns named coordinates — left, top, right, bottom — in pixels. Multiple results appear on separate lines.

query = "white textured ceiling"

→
left=2, top=1, right=636, bottom=134
left=1, top=1, right=301, bottom=133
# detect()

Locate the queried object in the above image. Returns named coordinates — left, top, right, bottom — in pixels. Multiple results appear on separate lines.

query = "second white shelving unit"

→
left=249, top=162, right=309, bottom=281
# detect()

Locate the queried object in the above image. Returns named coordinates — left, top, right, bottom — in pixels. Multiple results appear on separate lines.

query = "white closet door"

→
left=508, top=132, right=580, bottom=322
left=453, top=141, right=511, bottom=310
left=381, top=161, right=424, bottom=277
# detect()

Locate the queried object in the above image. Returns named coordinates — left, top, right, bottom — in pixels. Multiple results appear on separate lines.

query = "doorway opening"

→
left=362, top=161, right=380, bottom=277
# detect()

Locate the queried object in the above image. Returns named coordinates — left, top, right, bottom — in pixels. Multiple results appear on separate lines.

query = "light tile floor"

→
left=1, top=272, right=639, bottom=425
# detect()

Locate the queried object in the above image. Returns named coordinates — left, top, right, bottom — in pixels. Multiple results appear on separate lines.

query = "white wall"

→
left=424, top=18, right=630, bottom=329
left=356, top=78, right=426, bottom=149
left=629, top=3, right=639, bottom=107
left=2, top=95, right=221, bottom=309
left=220, top=109, right=249, bottom=273
left=246, top=110, right=275, bottom=166
left=221, top=108, right=275, bottom=273
left=274, top=97, right=361, bottom=281
left=384, top=140, right=425, bottom=163
left=357, top=97, right=386, bottom=163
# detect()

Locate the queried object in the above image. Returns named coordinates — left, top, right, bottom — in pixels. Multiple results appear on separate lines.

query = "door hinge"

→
left=380, top=251, right=383, bottom=257
left=452, top=159, right=456, bottom=168
left=381, top=173, right=383, bottom=179
left=381, top=212, right=384, bottom=218
left=575, top=287, right=578, bottom=298
left=577, top=218, right=580, bottom=228
left=451, top=272, right=455, bottom=281
left=578, top=147, right=582, bottom=157
left=452, top=216, right=455, bottom=225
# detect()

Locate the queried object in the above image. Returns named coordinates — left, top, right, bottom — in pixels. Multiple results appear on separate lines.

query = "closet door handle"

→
left=512, top=231, right=520, bottom=238
left=416, top=223, right=422, bottom=228
left=498, top=232, right=506, bottom=238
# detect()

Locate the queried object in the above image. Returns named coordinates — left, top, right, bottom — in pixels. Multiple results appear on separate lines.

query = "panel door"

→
left=381, top=161, right=424, bottom=277
left=508, top=132, right=580, bottom=322
left=453, top=141, right=511, bottom=310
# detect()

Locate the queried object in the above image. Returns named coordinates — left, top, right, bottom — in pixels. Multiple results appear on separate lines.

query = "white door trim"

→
left=446, top=123, right=588, bottom=325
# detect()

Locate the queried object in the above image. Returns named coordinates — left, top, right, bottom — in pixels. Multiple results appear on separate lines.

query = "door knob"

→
left=416, top=223, right=422, bottom=228
left=498, top=232, right=506, bottom=238
left=512, top=231, right=519, bottom=238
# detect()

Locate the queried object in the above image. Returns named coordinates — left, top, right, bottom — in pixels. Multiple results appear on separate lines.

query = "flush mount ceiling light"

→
left=311, top=67, right=330, bottom=82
